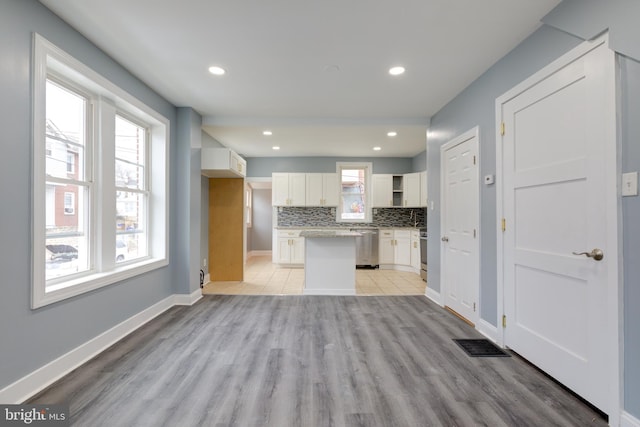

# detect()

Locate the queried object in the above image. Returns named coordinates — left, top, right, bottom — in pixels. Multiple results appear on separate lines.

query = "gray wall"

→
left=249, top=189, right=273, bottom=251
left=620, top=54, right=640, bottom=419
left=411, top=150, right=426, bottom=172
left=175, top=108, right=202, bottom=294
left=0, top=0, right=184, bottom=392
left=246, top=156, right=414, bottom=177
left=426, top=0, right=640, bottom=417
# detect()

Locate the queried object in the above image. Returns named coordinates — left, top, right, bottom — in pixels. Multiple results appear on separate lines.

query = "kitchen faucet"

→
left=410, top=210, right=418, bottom=227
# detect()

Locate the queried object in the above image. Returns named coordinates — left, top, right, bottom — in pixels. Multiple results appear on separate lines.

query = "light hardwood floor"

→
left=203, top=255, right=426, bottom=296
left=29, top=295, right=607, bottom=426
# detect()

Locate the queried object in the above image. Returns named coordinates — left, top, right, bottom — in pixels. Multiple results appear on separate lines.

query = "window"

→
left=115, top=115, right=148, bottom=263
left=63, top=192, right=75, bottom=215
left=336, top=162, right=372, bottom=223
left=33, top=34, right=169, bottom=308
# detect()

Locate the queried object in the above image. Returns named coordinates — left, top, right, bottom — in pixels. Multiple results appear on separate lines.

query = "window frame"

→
left=336, top=162, right=372, bottom=223
left=32, top=33, right=170, bottom=309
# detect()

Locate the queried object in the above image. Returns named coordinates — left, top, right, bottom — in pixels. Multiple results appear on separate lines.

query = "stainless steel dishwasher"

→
left=351, top=229, right=379, bottom=268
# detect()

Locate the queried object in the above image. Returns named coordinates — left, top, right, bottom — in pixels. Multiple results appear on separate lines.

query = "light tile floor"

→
left=202, top=255, right=427, bottom=296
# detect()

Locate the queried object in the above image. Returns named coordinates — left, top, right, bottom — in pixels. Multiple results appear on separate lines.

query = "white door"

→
left=499, top=38, right=616, bottom=413
left=441, top=128, right=479, bottom=325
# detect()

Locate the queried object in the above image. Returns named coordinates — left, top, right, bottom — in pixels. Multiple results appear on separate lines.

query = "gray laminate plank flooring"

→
left=28, top=295, right=607, bottom=427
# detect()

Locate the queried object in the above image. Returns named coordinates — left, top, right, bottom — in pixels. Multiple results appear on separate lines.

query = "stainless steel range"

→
left=419, top=228, right=427, bottom=281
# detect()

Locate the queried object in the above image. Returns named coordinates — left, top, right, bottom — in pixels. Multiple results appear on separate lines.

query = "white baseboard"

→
left=303, top=289, right=356, bottom=296
left=622, top=411, right=640, bottom=427
left=378, top=264, right=416, bottom=273
left=248, top=250, right=272, bottom=258
left=0, top=291, right=203, bottom=404
left=174, top=288, right=202, bottom=306
left=425, top=286, right=443, bottom=305
left=476, top=318, right=500, bottom=344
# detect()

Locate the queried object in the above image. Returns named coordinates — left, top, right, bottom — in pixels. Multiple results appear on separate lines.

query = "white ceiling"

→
left=40, top=0, right=561, bottom=158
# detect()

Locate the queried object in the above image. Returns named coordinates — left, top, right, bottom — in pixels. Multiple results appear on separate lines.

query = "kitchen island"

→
left=300, top=230, right=361, bottom=295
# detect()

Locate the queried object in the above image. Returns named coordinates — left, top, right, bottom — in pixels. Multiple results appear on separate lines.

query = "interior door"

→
left=500, top=40, right=614, bottom=412
left=441, top=128, right=479, bottom=324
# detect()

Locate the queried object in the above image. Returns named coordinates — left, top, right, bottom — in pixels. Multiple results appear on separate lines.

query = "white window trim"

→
left=336, top=162, right=372, bottom=223
left=32, top=33, right=170, bottom=309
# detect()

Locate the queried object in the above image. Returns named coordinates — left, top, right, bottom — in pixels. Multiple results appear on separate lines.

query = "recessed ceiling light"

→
left=373, top=147, right=382, bottom=151
left=263, top=130, right=273, bottom=136
left=208, top=66, right=226, bottom=76
left=272, top=146, right=280, bottom=150
left=387, top=131, right=397, bottom=137
left=389, top=66, right=405, bottom=76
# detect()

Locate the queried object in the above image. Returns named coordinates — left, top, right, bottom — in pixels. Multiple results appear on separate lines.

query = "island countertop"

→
left=299, top=230, right=362, bottom=238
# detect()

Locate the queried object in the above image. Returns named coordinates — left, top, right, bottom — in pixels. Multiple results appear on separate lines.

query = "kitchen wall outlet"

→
left=373, top=208, right=378, bottom=215
left=484, top=174, right=495, bottom=185
left=622, top=172, right=638, bottom=196
left=430, top=200, right=434, bottom=210
left=203, top=258, right=207, bottom=267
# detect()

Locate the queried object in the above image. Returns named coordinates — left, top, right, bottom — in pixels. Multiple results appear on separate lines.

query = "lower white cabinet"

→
left=276, top=230, right=305, bottom=265
left=410, top=230, right=421, bottom=271
left=379, top=229, right=412, bottom=266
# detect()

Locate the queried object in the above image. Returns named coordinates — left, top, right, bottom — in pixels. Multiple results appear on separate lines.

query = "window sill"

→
left=33, top=257, right=168, bottom=309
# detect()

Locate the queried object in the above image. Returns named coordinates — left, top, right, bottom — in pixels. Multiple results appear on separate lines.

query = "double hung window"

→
left=33, top=34, right=168, bottom=308
left=336, top=162, right=372, bottom=223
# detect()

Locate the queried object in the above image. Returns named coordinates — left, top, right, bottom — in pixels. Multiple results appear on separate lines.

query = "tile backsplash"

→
left=277, top=207, right=425, bottom=228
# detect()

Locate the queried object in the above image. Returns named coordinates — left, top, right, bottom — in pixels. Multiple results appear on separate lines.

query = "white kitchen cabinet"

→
left=379, top=229, right=411, bottom=266
left=410, top=230, right=421, bottom=271
left=201, top=147, right=246, bottom=178
left=276, top=229, right=305, bottom=265
left=420, top=171, right=428, bottom=207
left=394, top=230, right=411, bottom=266
left=272, top=173, right=306, bottom=206
left=306, top=173, right=338, bottom=206
left=403, top=172, right=421, bottom=207
left=372, top=174, right=393, bottom=207
left=379, top=229, right=395, bottom=263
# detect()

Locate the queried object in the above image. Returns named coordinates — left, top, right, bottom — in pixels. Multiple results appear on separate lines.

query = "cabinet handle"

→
left=414, top=242, right=417, bottom=248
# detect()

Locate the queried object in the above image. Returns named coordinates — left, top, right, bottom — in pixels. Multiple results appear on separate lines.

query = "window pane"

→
left=341, top=168, right=366, bottom=220
left=46, top=80, right=85, bottom=180
left=115, top=115, right=145, bottom=190
left=116, top=191, right=147, bottom=261
left=45, top=184, right=89, bottom=281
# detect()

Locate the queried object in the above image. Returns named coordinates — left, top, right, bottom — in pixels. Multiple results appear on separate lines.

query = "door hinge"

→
left=473, top=155, right=476, bottom=165
left=500, top=122, right=505, bottom=136
left=501, top=218, right=506, bottom=232
left=473, top=302, right=476, bottom=312
left=502, top=315, right=507, bottom=328
left=473, top=229, right=477, bottom=238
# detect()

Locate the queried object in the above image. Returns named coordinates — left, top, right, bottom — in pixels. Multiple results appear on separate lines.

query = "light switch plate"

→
left=622, top=172, right=638, bottom=196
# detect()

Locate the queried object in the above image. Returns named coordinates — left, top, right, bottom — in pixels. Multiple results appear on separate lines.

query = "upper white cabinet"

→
left=372, top=172, right=425, bottom=208
left=272, top=173, right=306, bottom=206
left=420, top=171, right=428, bottom=207
left=306, top=173, right=338, bottom=206
left=201, top=148, right=246, bottom=178
left=403, top=172, right=420, bottom=207
left=372, top=174, right=393, bottom=207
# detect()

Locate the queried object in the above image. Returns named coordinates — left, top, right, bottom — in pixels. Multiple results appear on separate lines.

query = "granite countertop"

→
left=299, top=230, right=362, bottom=238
